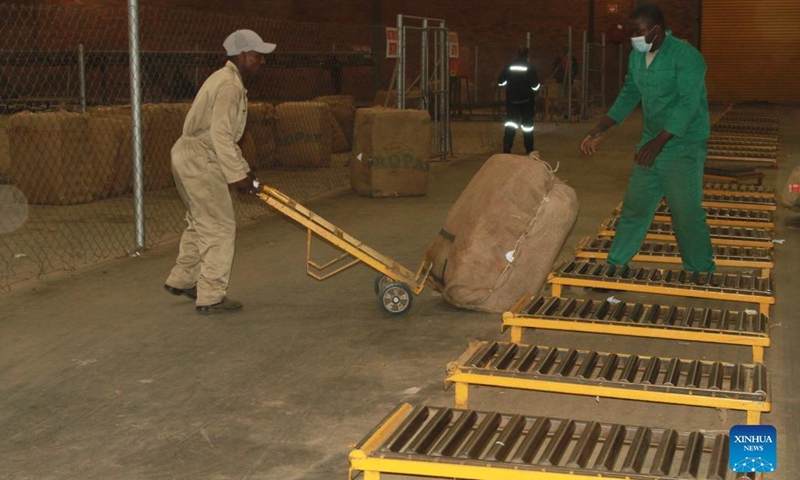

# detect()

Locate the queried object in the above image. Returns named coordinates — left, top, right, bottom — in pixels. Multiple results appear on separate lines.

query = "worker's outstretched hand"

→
left=580, top=116, right=615, bottom=156
left=580, top=129, right=605, bottom=155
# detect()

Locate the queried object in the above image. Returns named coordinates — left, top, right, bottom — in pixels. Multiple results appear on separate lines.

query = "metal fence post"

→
left=601, top=33, right=606, bottom=111
left=581, top=30, right=588, bottom=120
left=127, top=0, right=145, bottom=251
left=526, top=32, right=531, bottom=60
left=421, top=19, right=428, bottom=111
left=397, top=14, right=404, bottom=109
left=474, top=45, right=478, bottom=103
left=442, top=24, right=450, bottom=159
left=78, top=43, right=86, bottom=113
left=567, top=26, right=573, bottom=123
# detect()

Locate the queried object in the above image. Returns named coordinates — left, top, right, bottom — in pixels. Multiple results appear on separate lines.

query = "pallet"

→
left=350, top=403, right=748, bottom=480
left=708, top=135, right=778, bottom=146
left=547, top=260, right=775, bottom=316
left=617, top=203, right=775, bottom=229
left=574, top=236, right=775, bottom=276
left=598, top=218, right=775, bottom=248
left=702, top=183, right=775, bottom=199
left=446, top=340, right=770, bottom=423
left=700, top=193, right=775, bottom=211
left=503, top=295, right=770, bottom=362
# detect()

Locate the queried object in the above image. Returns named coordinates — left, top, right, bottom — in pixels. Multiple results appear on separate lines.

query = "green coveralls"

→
left=606, top=32, right=715, bottom=272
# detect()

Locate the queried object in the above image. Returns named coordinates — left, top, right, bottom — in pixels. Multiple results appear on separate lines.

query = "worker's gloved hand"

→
left=231, top=171, right=259, bottom=195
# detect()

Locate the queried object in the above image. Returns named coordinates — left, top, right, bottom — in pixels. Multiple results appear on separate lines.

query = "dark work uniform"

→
left=497, top=58, right=541, bottom=154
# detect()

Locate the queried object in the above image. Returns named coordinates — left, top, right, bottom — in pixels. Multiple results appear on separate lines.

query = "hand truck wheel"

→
left=373, top=274, right=393, bottom=295
left=378, top=282, right=413, bottom=315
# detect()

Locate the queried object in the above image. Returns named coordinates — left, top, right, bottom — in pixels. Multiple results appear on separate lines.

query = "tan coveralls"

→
left=165, top=61, right=250, bottom=306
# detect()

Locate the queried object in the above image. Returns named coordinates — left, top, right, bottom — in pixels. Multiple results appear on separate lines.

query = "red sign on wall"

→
left=386, top=27, right=399, bottom=58
left=449, top=32, right=459, bottom=59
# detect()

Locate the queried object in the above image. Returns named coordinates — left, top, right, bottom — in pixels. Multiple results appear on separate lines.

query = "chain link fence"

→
left=450, top=31, right=625, bottom=123
left=0, top=3, right=394, bottom=289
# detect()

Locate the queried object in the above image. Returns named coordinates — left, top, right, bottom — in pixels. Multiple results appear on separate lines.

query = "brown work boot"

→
left=196, top=297, right=243, bottom=315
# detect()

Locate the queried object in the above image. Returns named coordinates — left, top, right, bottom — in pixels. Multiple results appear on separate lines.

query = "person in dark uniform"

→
left=497, top=46, right=541, bottom=154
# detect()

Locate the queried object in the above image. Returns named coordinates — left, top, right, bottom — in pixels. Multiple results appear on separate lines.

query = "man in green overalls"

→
left=580, top=4, right=715, bottom=273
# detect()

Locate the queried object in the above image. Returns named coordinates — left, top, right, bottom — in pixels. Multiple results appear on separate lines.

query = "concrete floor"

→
left=1, top=108, right=797, bottom=480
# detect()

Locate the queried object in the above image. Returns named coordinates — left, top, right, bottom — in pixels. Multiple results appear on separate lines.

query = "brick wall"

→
left=7, top=0, right=700, bottom=105
left=18, top=0, right=699, bottom=46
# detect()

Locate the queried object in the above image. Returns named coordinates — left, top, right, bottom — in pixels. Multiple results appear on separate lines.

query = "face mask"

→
left=631, top=26, right=657, bottom=53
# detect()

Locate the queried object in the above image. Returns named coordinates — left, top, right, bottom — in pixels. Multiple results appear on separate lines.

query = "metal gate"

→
left=396, top=14, right=451, bottom=160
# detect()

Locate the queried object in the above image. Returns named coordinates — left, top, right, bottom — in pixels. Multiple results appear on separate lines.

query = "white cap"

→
left=223, top=29, right=276, bottom=56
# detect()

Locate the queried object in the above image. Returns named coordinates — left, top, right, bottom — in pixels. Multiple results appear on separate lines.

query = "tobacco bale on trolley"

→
left=426, top=153, right=579, bottom=312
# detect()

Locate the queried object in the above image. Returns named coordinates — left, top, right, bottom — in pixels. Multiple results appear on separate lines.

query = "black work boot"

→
left=164, top=284, right=198, bottom=300
left=196, top=297, right=244, bottom=315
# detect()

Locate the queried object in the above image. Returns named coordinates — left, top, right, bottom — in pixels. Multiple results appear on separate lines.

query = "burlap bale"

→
left=141, top=103, right=186, bottom=191
left=781, top=165, right=800, bottom=209
left=313, top=95, right=355, bottom=149
left=426, top=153, right=579, bottom=313
left=373, top=89, right=423, bottom=109
left=9, top=111, right=104, bottom=205
left=88, top=106, right=133, bottom=197
left=275, top=102, right=332, bottom=168
left=373, top=90, right=397, bottom=108
left=349, top=107, right=432, bottom=198
left=326, top=109, right=349, bottom=153
left=85, top=116, right=123, bottom=200
left=238, top=131, right=257, bottom=168
left=247, top=102, right=277, bottom=168
left=89, top=113, right=133, bottom=197
left=0, top=115, right=10, bottom=181
left=90, top=104, right=186, bottom=191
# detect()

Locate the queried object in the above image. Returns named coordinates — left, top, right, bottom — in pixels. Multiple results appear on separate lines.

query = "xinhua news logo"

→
left=729, top=425, right=777, bottom=473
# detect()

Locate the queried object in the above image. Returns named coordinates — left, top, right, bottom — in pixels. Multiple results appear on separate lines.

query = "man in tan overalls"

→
left=164, top=30, right=275, bottom=314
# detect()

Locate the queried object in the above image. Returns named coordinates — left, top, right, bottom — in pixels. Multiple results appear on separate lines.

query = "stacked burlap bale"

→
left=247, top=102, right=277, bottom=168
left=426, top=153, right=579, bottom=313
left=89, top=106, right=133, bottom=197
left=89, top=104, right=188, bottom=192
left=313, top=95, right=356, bottom=152
left=275, top=102, right=332, bottom=168
left=373, top=90, right=397, bottom=108
left=373, top=89, right=424, bottom=109
left=781, top=166, right=800, bottom=209
left=238, top=131, right=257, bottom=168
left=0, top=115, right=10, bottom=182
left=349, top=107, right=432, bottom=197
left=9, top=111, right=110, bottom=205
left=86, top=116, right=125, bottom=199
left=325, top=111, right=349, bottom=154
left=141, top=103, right=188, bottom=190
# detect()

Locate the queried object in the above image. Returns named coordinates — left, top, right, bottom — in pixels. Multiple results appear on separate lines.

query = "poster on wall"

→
left=449, top=32, right=459, bottom=58
left=386, top=27, right=399, bottom=58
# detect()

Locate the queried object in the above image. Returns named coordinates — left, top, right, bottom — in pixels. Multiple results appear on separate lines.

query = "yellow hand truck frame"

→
left=255, top=182, right=433, bottom=315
